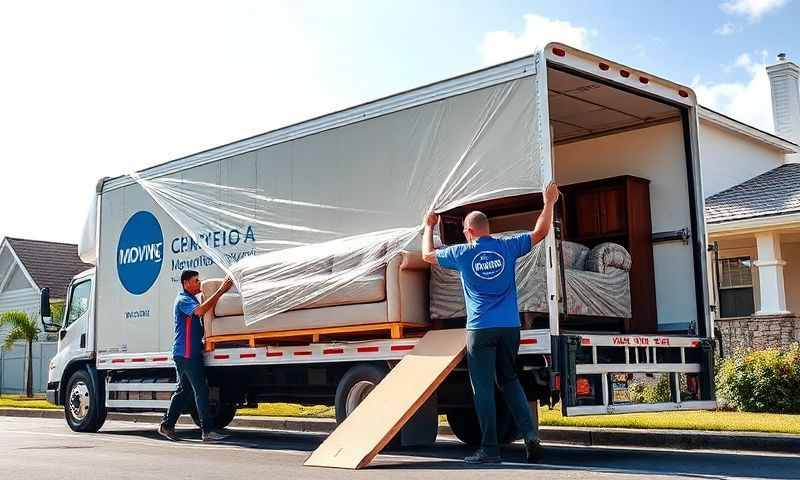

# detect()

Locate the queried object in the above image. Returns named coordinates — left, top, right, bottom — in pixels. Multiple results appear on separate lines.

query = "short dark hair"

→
left=181, top=270, right=199, bottom=285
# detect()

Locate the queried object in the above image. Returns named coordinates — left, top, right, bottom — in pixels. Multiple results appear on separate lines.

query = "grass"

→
left=238, top=402, right=800, bottom=435
left=238, top=402, right=334, bottom=418
left=4, top=395, right=799, bottom=435
left=0, top=394, right=58, bottom=410
left=537, top=407, right=800, bottom=435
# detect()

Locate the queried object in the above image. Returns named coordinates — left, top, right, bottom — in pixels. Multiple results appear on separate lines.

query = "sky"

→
left=1, top=0, right=798, bottom=244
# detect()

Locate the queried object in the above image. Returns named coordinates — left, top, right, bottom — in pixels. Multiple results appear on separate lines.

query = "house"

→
left=0, top=237, right=93, bottom=339
left=699, top=53, right=800, bottom=353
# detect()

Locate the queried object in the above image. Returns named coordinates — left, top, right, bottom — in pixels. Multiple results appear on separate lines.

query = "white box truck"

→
left=44, top=43, right=717, bottom=445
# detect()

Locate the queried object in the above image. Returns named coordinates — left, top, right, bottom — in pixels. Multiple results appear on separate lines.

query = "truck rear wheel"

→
left=335, top=363, right=400, bottom=449
left=64, top=369, right=106, bottom=433
left=445, top=403, right=519, bottom=446
left=190, top=402, right=237, bottom=430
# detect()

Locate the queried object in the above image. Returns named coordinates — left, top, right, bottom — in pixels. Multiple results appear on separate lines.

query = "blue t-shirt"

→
left=173, top=290, right=204, bottom=360
left=436, top=234, right=532, bottom=330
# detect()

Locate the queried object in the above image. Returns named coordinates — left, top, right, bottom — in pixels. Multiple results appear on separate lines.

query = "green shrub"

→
left=716, top=343, right=800, bottom=413
left=628, top=374, right=671, bottom=403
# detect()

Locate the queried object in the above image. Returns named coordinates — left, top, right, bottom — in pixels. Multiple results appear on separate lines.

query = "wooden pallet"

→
left=204, top=321, right=429, bottom=351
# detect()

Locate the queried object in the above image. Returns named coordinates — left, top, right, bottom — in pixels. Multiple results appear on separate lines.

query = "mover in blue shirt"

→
left=422, top=181, right=560, bottom=464
left=158, top=270, right=233, bottom=442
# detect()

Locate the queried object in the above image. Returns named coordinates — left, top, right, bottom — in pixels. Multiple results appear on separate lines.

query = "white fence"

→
left=0, top=342, right=57, bottom=394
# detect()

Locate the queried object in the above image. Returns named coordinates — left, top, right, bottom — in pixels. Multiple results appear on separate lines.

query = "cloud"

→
left=692, top=52, right=774, bottom=131
left=478, top=14, right=595, bottom=65
left=720, top=0, right=788, bottom=21
left=714, top=23, right=739, bottom=35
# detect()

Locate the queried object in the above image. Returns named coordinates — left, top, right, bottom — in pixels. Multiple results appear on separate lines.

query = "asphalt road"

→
left=2, top=416, right=799, bottom=479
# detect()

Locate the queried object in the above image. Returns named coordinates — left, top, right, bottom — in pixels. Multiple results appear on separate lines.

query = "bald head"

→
left=463, top=211, right=490, bottom=241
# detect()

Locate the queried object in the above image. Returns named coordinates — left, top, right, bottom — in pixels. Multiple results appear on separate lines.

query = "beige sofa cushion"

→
left=209, top=301, right=389, bottom=336
left=204, top=272, right=387, bottom=318
left=215, top=292, right=244, bottom=317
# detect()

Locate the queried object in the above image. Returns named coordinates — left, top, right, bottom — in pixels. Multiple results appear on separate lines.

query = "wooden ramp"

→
left=304, top=328, right=466, bottom=470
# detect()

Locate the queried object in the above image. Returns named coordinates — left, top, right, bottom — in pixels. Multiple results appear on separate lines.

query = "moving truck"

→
left=44, top=43, right=717, bottom=445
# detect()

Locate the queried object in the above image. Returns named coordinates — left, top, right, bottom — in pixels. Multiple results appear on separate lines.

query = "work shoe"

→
left=202, top=430, right=229, bottom=442
left=464, top=449, right=502, bottom=464
left=524, top=438, right=545, bottom=463
left=157, top=423, right=179, bottom=441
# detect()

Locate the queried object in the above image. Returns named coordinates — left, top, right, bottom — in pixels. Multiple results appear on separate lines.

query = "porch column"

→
left=754, top=232, right=790, bottom=315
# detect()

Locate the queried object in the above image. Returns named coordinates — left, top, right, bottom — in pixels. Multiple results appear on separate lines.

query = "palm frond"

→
left=2, top=327, right=27, bottom=351
left=0, top=311, right=40, bottom=350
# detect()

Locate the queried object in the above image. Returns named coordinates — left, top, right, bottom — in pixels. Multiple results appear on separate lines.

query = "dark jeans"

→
left=467, top=327, right=538, bottom=456
left=163, top=356, right=211, bottom=433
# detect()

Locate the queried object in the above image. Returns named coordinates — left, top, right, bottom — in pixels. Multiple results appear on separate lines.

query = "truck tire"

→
left=64, top=369, right=106, bottom=433
left=445, top=403, right=519, bottom=446
left=335, top=364, right=400, bottom=449
left=190, top=402, right=237, bottom=430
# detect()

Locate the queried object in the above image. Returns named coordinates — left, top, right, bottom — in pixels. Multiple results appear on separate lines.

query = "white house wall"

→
left=0, top=288, right=40, bottom=339
left=554, top=121, right=698, bottom=329
left=699, top=121, right=786, bottom=197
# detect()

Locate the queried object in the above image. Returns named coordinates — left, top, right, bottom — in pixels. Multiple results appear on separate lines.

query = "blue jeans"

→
left=467, top=327, right=538, bottom=456
left=163, top=356, right=211, bottom=433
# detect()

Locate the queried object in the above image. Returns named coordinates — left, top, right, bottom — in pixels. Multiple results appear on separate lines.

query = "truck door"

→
left=56, top=278, right=94, bottom=361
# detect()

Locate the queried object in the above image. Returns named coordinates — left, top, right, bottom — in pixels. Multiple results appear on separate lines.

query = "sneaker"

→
left=524, top=438, right=544, bottom=463
left=202, top=430, right=229, bottom=442
left=464, top=449, right=502, bottom=464
left=157, top=423, right=179, bottom=441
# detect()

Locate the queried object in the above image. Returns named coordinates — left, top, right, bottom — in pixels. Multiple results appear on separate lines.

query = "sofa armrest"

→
left=385, top=252, right=430, bottom=324
left=585, top=242, right=632, bottom=274
left=398, top=250, right=430, bottom=271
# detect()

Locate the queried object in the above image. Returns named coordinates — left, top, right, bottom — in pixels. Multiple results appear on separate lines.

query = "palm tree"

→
left=0, top=311, right=41, bottom=398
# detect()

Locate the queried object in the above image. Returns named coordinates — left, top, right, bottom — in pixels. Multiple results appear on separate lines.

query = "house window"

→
left=718, top=257, right=755, bottom=318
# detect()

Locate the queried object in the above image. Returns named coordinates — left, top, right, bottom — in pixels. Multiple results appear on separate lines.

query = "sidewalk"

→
left=2, top=407, right=798, bottom=455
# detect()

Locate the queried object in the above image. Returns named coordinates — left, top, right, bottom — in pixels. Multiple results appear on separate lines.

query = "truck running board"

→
left=304, top=328, right=466, bottom=470
left=557, top=334, right=717, bottom=416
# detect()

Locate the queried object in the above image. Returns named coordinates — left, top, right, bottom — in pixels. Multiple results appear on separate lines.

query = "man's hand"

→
left=424, top=211, right=439, bottom=227
left=221, top=276, right=234, bottom=293
left=543, top=181, right=560, bottom=206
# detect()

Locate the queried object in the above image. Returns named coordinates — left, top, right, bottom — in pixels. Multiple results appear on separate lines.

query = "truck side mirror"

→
left=40, top=288, right=61, bottom=333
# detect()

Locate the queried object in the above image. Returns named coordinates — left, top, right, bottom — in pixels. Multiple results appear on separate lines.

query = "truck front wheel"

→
left=64, top=369, right=106, bottom=433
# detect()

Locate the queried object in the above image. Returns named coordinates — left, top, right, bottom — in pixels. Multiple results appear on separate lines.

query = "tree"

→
left=0, top=311, right=41, bottom=398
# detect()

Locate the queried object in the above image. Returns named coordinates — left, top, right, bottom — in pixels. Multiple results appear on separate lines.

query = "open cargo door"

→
left=304, top=329, right=466, bottom=469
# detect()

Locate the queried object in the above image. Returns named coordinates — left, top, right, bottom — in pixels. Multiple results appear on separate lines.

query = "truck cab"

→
left=44, top=269, right=106, bottom=431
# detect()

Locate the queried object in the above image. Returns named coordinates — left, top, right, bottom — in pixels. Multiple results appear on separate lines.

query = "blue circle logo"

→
left=471, top=251, right=504, bottom=280
left=117, top=211, right=164, bottom=295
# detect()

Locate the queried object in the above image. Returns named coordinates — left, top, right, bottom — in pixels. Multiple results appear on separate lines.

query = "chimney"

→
left=767, top=53, right=800, bottom=149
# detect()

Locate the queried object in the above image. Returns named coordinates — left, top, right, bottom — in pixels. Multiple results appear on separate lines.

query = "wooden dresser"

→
left=561, top=175, right=658, bottom=333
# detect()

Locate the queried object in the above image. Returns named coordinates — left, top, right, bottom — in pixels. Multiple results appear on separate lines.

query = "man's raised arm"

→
left=422, top=212, right=440, bottom=265
left=531, top=182, right=561, bottom=246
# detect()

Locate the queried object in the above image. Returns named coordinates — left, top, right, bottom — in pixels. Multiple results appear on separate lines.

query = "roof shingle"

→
left=705, top=164, right=800, bottom=224
left=4, top=237, right=93, bottom=299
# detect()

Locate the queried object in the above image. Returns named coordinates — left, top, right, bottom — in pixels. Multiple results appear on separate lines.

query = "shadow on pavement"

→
left=99, top=425, right=800, bottom=479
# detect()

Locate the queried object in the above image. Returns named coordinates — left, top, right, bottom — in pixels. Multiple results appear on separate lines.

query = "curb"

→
left=3, top=408, right=799, bottom=455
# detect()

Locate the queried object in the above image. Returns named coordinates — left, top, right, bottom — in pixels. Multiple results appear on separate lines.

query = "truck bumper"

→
left=46, top=383, right=60, bottom=405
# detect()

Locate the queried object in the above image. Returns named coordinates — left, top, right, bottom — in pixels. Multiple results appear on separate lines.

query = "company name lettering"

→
left=171, top=226, right=256, bottom=253
left=474, top=259, right=503, bottom=272
left=118, top=242, right=163, bottom=265
left=125, top=309, right=150, bottom=319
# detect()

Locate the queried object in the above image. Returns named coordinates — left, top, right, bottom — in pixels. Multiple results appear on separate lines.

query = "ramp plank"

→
left=304, top=328, right=466, bottom=469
